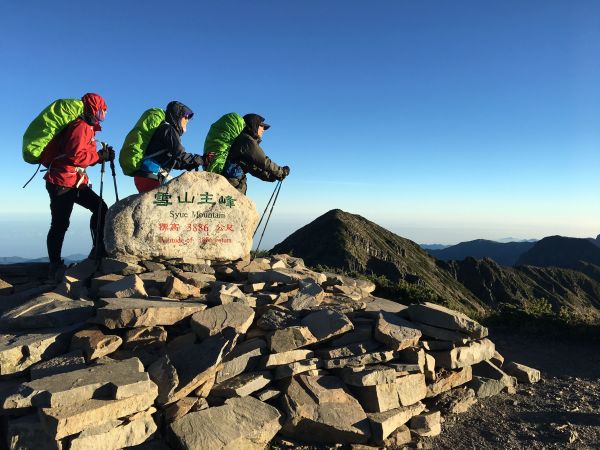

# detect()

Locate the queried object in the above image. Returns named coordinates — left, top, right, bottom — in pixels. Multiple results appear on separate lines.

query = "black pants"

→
left=46, top=181, right=107, bottom=263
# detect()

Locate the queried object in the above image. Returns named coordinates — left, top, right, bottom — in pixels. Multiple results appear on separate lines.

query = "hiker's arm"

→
left=65, top=123, right=100, bottom=167
left=240, top=141, right=285, bottom=180
left=163, top=127, right=199, bottom=170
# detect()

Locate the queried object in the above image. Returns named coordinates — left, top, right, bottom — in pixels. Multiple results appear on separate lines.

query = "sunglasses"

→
left=184, top=112, right=194, bottom=120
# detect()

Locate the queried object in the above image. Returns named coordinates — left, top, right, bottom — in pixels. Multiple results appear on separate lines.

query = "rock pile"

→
left=0, top=255, right=541, bottom=449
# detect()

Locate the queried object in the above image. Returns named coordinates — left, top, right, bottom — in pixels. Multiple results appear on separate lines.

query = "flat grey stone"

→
left=301, top=309, right=354, bottom=341
left=39, top=385, right=158, bottom=439
left=70, top=328, right=123, bottom=360
left=274, top=358, right=321, bottom=379
left=269, top=326, right=317, bottom=353
left=504, top=361, right=541, bottom=383
left=211, top=371, right=272, bottom=397
left=13, top=357, right=150, bottom=408
left=0, top=325, right=78, bottom=375
left=257, top=308, right=299, bottom=331
left=368, top=402, right=425, bottom=443
left=98, top=274, right=148, bottom=299
left=429, top=338, right=495, bottom=369
left=323, top=350, right=397, bottom=369
left=341, top=365, right=397, bottom=387
left=426, top=366, right=473, bottom=398
left=412, top=320, right=470, bottom=342
left=248, top=268, right=306, bottom=284
left=95, top=297, right=206, bottom=329
left=170, top=396, right=281, bottom=450
left=216, top=338, right=267, bottom=384
left=410, top=411, right=441, bottom=437
left=329, top=325, right=373, bottom=347
left=374, top=312, right=421, bottom=350
left=0, top=292, right=94, bottom=329
left=281, top=374, right=371, bottom=444
left=404, top=302, right=488, bottom=339
left=264, top=349, right=314, bottom=367
left=190, top=303, right=254, bottom=340
left=363, top=295, right=406, bottom=314
left=317, top=340, right=380, bottom=359
left=29, top=350, right=86, bottom=380
left=469, top=376, right=506, bottom=398
left=100, top=258, right=145, bottom=276
left=151, top=335, right=231, bottom=405
left=68, top=410, right=157, bottom=450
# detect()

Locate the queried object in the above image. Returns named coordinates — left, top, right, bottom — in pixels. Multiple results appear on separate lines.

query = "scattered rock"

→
left=429, top=338, right=495, bottom=369
left=70, top=328, right=123, bottom=360
left=190, top=303, right=255, bottom=340
left=374, top=312, right=422, bottom=350
left=281, top=375, right=371, bottom=444
left=170, top=396, right=281, bottom=449
left=0, top=292, right=94, bottom=329
left=100, top=258, right=145, bottom=276
left=39, top=384, right=158, bottom=439
left=29, top=350, right=86, bottom=380
left=270, top=326, right=317, bottom=353
left=368, top=402, right=426, bottom=442
left=404, top=302, right=488, bottom=339
left=410, top=411, right=441, bottom=437
left=0, top=326, right=77, bottom=375
left=98, top=274, right=148, bottom=299
left=95, top=297, right=206, bottom=329
left=504, top=361, right=541, bottom=383
left=162, top=275, right=201, bottom=299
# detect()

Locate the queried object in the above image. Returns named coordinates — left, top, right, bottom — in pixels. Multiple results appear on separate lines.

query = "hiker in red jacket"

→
left=42, top=93, right=114, bottom=281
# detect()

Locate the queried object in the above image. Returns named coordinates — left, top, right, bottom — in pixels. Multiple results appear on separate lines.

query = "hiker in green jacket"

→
left=222, top=114, right=289, bottom=194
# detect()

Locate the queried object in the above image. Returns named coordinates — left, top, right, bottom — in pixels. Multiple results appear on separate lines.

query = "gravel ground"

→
left=423, top=329, right=600, bottom=450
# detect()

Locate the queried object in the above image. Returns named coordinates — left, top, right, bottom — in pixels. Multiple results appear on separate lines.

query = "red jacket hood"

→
left=82, top=93, right=107, bottom=131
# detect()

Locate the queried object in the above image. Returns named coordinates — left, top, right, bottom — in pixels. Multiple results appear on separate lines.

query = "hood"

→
left=165, top=101, right=193, bottom=136
left=81, top=93, right=107, bottom=132
left=242, top=113, right=267, bottom=140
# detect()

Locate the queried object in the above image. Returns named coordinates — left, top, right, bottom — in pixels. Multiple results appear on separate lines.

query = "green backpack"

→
left=203, top=113, right=245, bottom=174
left=22, top=99, right=84, bottom=164
left=119, top=108, right=166, bottom=176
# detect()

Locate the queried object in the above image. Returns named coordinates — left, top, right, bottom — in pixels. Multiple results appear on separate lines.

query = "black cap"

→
left=243, top=113, right=270, bottom=134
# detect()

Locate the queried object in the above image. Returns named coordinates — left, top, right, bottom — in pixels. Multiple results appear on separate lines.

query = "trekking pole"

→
left=100, top=141, right=119, bottom=201
left=94, top=146, right=106, bottom=261
left=253, top=180, right=283, bottom=258
left=253, top=180, right=281, bottom=237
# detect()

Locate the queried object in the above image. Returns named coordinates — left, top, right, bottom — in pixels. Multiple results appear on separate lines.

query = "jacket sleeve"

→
left=63, top=121, right=100, bottom=168
left=163, top=127, right=197, bottom=170
left=239, top=139, right=284, bottom=181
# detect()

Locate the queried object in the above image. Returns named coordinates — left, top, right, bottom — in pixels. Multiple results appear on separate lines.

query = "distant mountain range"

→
left=0, top=254, right=87, bottom=265
left=270, top=209, right=600, bottom=321
left=427, top=239, right=536, bottom=266
left=424, top=234, right=600, bottom=268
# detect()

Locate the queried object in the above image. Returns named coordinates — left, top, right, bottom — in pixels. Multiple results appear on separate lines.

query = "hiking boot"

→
left=47, top=260, right=66, bottom=283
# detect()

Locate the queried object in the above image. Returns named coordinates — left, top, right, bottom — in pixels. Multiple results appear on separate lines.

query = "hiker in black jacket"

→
left=134, top=101, right=204, bottom=192
left=223, top=114, right=290, bottom=194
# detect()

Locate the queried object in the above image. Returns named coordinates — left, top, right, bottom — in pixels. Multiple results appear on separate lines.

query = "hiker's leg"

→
left=46, top=182, right=76, bottom=264
left=74, top=185, right=108, bottom=257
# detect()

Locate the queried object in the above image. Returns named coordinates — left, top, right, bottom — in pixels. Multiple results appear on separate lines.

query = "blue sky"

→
left=1, top=0, right=598, bottom=257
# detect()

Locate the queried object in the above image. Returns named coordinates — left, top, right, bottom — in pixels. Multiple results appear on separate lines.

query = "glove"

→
left=204, top=152, right=215, bottom=168
left=187, top=154, right=204, bottom=171
left=98, top=146, right=115, bottom=162
left=278, top=165, right=290, bottom=180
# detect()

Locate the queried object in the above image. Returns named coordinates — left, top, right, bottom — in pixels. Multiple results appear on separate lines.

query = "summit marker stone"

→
left=104, top=172, right=259, bottom=262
